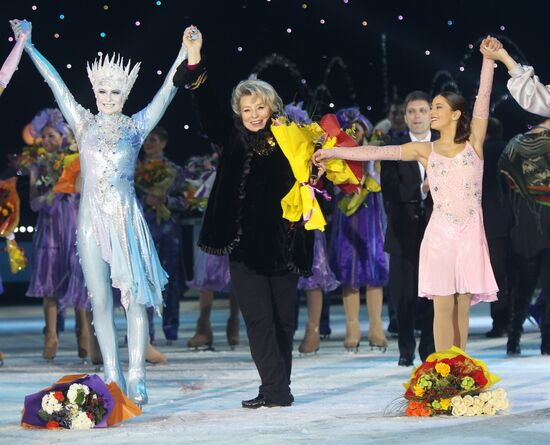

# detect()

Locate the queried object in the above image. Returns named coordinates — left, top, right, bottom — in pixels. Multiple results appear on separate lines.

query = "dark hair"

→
left=523, top=110, right=549, bottom=128
left=486, top=117, right=503, bottom=140
left=438, top=91, right=470, bottom=143
left=150, top=125, right=168, bottom=142
left=403, top=90, right=430, bottom=110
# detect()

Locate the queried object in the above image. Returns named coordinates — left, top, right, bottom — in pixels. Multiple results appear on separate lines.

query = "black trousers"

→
left=509, top=249, right=550, bottom=352
left=487, top=237, right=510, bottom=331
left=230, top=261, right=298, bottom=403
left=389, top=253, right=434, bottom=362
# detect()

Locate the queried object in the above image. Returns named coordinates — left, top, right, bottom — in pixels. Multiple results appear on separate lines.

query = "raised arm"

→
left=10, top=20, right=85, bottom=132
left=133, top=36, right=188, bottom=142
left=470, top=36, right=499, bottom=156
left=0, top=21, right=29, bottom=94
left=173, top=26, right=234, bottom=146
left=482, top=42, right=550, bottom=118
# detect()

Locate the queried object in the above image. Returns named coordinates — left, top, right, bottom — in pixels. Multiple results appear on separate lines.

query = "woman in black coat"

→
left=174, top=26, right=313, bottom=408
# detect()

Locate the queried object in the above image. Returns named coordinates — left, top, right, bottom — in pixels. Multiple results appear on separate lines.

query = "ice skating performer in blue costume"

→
left=11, top=19, right=188, bottom=406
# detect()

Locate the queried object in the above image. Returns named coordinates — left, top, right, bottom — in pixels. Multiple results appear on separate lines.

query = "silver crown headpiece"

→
left=87, top=53, right=141, bottom=99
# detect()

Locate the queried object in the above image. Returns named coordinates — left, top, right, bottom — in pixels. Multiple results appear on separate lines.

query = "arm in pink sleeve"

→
left=0, top=33, right=27, bottom=89
left=331, top=145, right=402, bottom=161
left=472, top=57, right=495, bottom=119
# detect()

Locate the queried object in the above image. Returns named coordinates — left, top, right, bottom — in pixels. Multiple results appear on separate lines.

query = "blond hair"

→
left=230, top=79, right=283, bottom=116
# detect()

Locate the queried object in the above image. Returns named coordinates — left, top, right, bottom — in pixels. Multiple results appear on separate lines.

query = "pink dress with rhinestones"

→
left=418, top=142, right=498, bottom=304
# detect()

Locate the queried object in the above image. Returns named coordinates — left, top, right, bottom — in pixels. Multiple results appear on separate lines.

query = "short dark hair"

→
left=403, top=91, right=430, bottom=110
left=150, top=125, right=168, bottom=142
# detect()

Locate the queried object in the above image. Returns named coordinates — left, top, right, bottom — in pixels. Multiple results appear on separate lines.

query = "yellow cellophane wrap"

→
left=271, top=118, right=326, bottom=231
left=271, top=119, right=361, bottom=231
left=7, top=238, right=27, bottom=273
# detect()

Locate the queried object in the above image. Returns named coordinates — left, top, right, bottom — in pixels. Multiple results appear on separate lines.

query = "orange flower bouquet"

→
left=0, top=177, right=27, bottom=273
left=399, top=346, right=509, bottom=417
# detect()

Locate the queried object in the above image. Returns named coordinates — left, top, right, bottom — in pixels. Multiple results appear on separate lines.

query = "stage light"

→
left=425, top=50, right=431, bottom=56
left=329, top=103, right=334, bottom=108
left=100, top=32, right=106, bottom=38
left=398, top=15, right=404, bottom=21
left=27, top=226, right=34, bottom=233
left=54, top=33, right=60, bottom=39
left=59, top=14, right=65, bottom=20
left=237, top=46, right=243, bottom=52
left=286, top=28, right=292, bottom=33
left=157, top=70, right=162, bottom=75
left=19, top=226, right=26, bottom=233
left=184, top=125, right=190, bottom=130
left=66, top=64, right=72, bottom=69
left=320, top=19, right=326, bottom=25
left=447, top=20, right=453, bottom=26
left=31, top=5, right=38, bottom=11
left=135, top=21, right=141, bottom=26
left=362, top=21, right=368, bottom=27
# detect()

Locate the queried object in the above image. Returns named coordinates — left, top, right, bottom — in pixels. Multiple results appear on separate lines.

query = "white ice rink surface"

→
left=1, top=301, right=549, bottom=445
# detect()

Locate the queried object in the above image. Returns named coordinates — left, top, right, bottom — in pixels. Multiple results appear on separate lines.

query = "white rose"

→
left=482, top=403, right=496, bottom=415
left=452, top=406, right=466, bottom=416
left=495, top=399, right=510, bottom=411
left=478, top=391, right=492, bottom=402
left=474, top=405, right=485, bottom=416
left=492, top=388, right=507, bottom=400
left=70, top=411, right=94, bottom=430
left=462, top=395, right=474, bottom=407
left=465, top=406, right=477, bottom=416
left=473, top=396, right=484, bottom=408
left=451, top=396, right=463, bottom=408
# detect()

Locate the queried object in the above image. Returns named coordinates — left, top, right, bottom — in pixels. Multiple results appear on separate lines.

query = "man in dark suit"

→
left=381, top=90, right=436, bottom=366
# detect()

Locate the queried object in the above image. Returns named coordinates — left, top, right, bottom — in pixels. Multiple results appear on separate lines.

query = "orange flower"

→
left=53, top=391, right=64, bottom=402
left=406, top=400, right=433, bottom=417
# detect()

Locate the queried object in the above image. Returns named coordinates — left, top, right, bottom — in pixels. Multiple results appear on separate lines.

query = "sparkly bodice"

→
left=427, top=143, right=483, bottom=228
left=78, top=113, right=142, bottom=215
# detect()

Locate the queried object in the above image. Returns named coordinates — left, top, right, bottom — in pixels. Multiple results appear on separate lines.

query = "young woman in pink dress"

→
left=314, top=36, right=501, bottom=352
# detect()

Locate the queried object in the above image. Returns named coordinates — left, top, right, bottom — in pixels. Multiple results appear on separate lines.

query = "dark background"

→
left=0, top=0, right=548, bottom=299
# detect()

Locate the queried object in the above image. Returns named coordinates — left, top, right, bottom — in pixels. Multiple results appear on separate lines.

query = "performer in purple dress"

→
left=297, top=230, right=339, bottom=353
left=330, top=109, right=389, bottom=352
left=25, top=108, right=94, bottom=361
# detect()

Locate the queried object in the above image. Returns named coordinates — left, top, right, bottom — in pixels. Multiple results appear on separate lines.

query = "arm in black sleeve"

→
left=174, top=61, right=233, bottom=146
left=380, top=160, right=423, bottom=203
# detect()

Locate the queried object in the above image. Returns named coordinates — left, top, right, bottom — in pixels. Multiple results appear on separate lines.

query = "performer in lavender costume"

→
left=26, top=108, right=95, bottom=362
left=330, top=108, right=389, bottom=352
left=12, top=18, right=188, bottom=406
